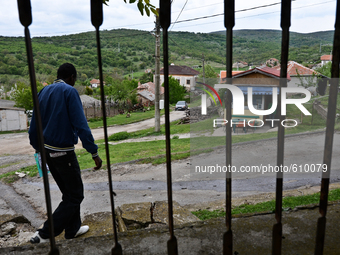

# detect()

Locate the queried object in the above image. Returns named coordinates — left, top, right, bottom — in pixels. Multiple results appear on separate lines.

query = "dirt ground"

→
left=1, top=112, right=340, bottom=249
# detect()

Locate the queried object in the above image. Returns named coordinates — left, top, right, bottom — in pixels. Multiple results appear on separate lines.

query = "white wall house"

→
left=0, top=107, right=27, bottom=131
left=159, top=65, right=200, bottom=91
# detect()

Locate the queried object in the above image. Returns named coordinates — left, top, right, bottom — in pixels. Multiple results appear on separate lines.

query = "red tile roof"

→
left=160, top=65, right=200, bottom=76
left=231, top=66, right=291, bottom=80
left=137, top=82, right=164, bottom=95
left=90, top=79, right=100, bottom=84
left=274, top=61, right=317, bottom=76
left=219, top=70, right=243, bottom=82
left=320, top=55, right=332, bottom=61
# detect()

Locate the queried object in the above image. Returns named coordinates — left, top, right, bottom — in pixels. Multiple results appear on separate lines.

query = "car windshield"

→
left=177, top=101, right=185, bottom=105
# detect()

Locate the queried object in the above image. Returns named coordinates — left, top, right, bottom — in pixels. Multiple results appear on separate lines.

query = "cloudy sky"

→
left=1, top=0, right=337, bottom=37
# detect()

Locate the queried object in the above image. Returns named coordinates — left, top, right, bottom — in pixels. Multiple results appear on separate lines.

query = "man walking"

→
left=29, top=63, right=102, bottom=243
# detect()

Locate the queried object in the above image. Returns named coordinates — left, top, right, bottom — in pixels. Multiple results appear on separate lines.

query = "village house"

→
left=273, top=61, right=330, bottom=95
left=159, top=65, right=200, bottom=91
left=273, top=61, right=317, bottom=87
left=320, top=54, right=332, bottom=66
left=219, top=70, right=243, bottom=83
left=232, top=61, right=248, bottom=69
left=90, top=79, right=105, bottom=88
left=265, top=58, right=280, bottom=67
left=220, top=66, right=291, bottom=122
left=136, top=82, right=164, bottom=106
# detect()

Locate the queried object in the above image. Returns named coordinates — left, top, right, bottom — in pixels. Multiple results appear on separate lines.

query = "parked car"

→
left=175, top=101, right=188, bottom=111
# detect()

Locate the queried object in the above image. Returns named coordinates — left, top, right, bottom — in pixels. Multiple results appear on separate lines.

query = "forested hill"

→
left=0, top=29, right=334, bottom=85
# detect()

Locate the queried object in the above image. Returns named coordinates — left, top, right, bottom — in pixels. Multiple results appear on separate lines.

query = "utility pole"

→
left=202, top=54, right=205, bottom=83
left=154, top=9, right=161, bottom=132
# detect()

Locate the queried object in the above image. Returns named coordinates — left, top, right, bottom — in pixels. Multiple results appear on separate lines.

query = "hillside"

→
left=0, top=29, right=335, bottom=87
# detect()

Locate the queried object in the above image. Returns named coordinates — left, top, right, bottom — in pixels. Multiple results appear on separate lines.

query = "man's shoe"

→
left=30, top=231, right=49, bottom=244
left=75, top=225, right=89, bottom=238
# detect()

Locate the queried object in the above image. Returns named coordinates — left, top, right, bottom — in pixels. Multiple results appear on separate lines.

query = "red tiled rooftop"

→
left=274, top=61, right=317, bottom=76
left=231, top=66, right=291, bottom=80
left=321, top=55, right=332, bottom=61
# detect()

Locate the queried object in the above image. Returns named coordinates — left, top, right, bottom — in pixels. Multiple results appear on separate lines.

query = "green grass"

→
left=0, top=165, right=38, bottom=183
left=76, top=138, right=192, bottom=169
left=0, top=130, right=27, bottom=135
left=192, top=189, right=340, bottom=220
left=88, top=102, right=328, bottom=168
left=96, top=120, right=190, bottom=143
left=87, top=109, right=166, bottom=129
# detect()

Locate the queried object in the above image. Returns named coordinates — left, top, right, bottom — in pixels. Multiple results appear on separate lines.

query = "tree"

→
left=104, top=0, right=157, bottom=16
left=162, top=76, right=185, bottom=104
left=139, top=72, right=153, bottom=84
left=296, top=70, right=318, bottom=89
left=11, top=82, right=44, bottom=111
left=199, top=65, right=218, bottom=78
left=315, top=62, right=332, bottom=78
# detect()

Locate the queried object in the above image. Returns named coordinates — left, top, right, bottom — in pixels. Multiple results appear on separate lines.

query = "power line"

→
left=173, top=1, right=295, bottom=25
left=173, top=0, right=335, bottom=29
left=170, top=0, right=188, bottom=31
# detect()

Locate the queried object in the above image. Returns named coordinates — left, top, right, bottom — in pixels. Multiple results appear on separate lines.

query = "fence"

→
left=17, top=0, right=340, bottom=254
left=83, top=103, right=119, bottom=120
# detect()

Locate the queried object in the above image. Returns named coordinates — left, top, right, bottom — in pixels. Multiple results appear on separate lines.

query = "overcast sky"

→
left=1, top=0, right=337, bottom=37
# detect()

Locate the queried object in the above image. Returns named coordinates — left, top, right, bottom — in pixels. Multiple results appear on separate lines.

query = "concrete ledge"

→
left=2, top=202, right=340, bottom=255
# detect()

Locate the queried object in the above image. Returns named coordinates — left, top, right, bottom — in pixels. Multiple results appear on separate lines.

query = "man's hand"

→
left=93, top=156, right=102, bottom=170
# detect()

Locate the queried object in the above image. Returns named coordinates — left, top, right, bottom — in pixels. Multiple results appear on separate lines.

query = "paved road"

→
left=0, top=110, right=186, bottom=156
left=3, top=130, right=339, bottom=226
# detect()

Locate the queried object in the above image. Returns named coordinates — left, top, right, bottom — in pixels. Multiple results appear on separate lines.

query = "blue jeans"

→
left=39, top=149, right=84, bottom=239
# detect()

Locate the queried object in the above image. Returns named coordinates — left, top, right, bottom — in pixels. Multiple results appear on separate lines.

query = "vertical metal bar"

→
left=90, top=1, right=122, bottom=254
left=223, top=1, right=234, bottom=255
left=314, top=1, right=340, bottom=254
left=159, top=1, right=178, bottom=254
left=272, top=1, right=291, bottom=255
left=17, top=1, right=59, bottom=254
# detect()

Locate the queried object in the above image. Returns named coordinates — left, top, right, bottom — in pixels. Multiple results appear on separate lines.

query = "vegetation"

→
left=163, top=76, right=186, bottom=104
left=192, top=188, right=340, bottom=220
left=0, top=165, right=38, bottom=183
left=0, top=29, right=335, bottom=98
left=87, top=108, right=165, bottom=129
left=11, top=81, right=44, bottom=111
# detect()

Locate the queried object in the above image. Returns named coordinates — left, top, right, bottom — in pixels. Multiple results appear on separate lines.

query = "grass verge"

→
left=0, top=165, right=38, bottom=184
left=192, top=188, right=340, bottom=220
left=88, top=109, right=166, bottom=129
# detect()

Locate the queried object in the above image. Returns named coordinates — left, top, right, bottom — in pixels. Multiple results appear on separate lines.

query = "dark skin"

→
left=62, top=74, right=103, bottom=171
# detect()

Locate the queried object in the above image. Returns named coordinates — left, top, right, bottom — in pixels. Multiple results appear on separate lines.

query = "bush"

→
left=108, top=131, right=130, bottom=141
left=172, top=135, right=179, bottom=139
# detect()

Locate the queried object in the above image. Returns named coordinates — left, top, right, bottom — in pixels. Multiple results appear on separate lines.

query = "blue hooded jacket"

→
left=29, top=81, right=98, bottom=156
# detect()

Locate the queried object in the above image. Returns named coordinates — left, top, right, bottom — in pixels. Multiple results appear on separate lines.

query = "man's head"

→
left=57, top=63, right=77, bottom=86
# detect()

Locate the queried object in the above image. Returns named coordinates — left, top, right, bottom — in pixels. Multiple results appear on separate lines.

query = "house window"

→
left=186, top=80, right=191, bottom=85
left=177, top=79, right=180, bottom=84
left=253, top=95, right=263, bottom=109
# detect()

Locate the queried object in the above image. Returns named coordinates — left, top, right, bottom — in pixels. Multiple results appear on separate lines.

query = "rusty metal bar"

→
left=223, top=1, right=234, bottom=254
left=91, top=1, right=122, bottom=254
left=159, top=0, right=178, bottom=254
left=17, top=1, right=59, bottom=254
left=314, top=1, right=340, bottom=254
left=272, top=1, right=291, bottom=255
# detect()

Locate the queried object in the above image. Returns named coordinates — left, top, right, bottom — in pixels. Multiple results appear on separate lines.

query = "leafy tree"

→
left=11, top=82, right=44, bottom=111
left=139, top=72, right=153, bottom=84
left=85, top=86, right=94, bottom=95
left=296, top=70, right=318, bottom=89
left=316, top=62, right=332, bottom=78
left=162, top=76, right=185, bottom=104
left=200, top=65, right=218, bottom=78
